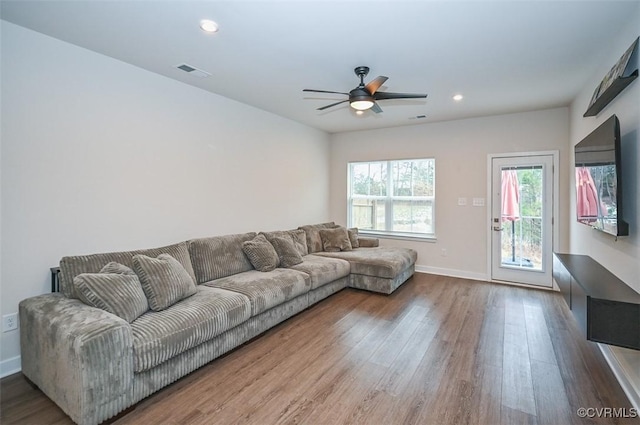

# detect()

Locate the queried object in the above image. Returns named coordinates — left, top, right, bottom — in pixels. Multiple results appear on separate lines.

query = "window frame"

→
left=347, top=158, right=436, bottom=240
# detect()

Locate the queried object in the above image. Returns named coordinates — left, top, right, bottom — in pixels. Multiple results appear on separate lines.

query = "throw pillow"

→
left=74, top=271, right=149, bottom=323
left=132, top=253, right=197, bottom=311
left=242, top=234, right=279, bottom=272
left=357, top=237, right=380, bottom=248
left=319, top=227, right=353, bottom=252
left=288, top=229, right=309, bottom=256
left=298, top=222, right=336, bottom=253
left=261, top=229, right=308, bottom=257
left=347, top=227, right=360, bottom=249
left=270, top=235, right=304, bottom=268
left=100, top=261, right=136, bottom=275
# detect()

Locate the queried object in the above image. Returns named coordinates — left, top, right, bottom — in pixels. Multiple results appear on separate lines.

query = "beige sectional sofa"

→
left=19, top=223, right=417, bottom=425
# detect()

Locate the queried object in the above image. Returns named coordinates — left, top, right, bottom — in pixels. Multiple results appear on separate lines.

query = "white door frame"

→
left=486, top=151, right=560, bottom=289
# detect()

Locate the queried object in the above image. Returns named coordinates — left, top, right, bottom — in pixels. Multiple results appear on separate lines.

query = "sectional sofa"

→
left=19, top=223, right=417, bottom=425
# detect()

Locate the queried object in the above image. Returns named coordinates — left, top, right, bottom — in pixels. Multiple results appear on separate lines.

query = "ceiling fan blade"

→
left=371, top=102, right=383, bottom=113
left=365, top=76, right=388, bottom=94
left=374, top=92, right=428, bottom=100
left=303, top=89, right=349, bottom=95
left=317, top=99, right=350, bottom=111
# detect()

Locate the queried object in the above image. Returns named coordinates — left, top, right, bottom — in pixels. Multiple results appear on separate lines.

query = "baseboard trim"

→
left=415, top=265, right=488, bottom=282
left=599, top=344, right=640, bottom=411
left=0, top=355, right=21, bottom=378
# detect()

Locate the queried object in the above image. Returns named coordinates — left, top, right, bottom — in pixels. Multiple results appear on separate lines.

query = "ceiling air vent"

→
left=175, top=63, right=211, bottom=78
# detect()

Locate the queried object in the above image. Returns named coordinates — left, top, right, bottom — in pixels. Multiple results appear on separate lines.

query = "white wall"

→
left=569, top=14, right=640, bottom=292
left=568, top=8, right=640, bottom=408
left=0, top=22, right=330, bottom=371
left=330, top=108, right=570, bottom=279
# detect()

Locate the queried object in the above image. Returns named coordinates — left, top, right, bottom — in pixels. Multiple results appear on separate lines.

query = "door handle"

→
left=493, top=226, right=503, bottom=231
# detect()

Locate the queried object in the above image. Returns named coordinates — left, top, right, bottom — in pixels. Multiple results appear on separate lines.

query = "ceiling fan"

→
left=303, top=66, right=427, bottom=113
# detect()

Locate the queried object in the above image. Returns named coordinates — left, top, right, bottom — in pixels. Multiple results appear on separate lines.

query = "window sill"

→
left=359, top=230, right=437, bottom=243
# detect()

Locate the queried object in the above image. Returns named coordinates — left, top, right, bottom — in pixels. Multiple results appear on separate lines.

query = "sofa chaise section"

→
left=313, top=247, right=417, bottom=294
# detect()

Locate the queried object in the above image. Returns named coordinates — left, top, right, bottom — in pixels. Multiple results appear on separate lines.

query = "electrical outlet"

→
left=2, top=313, right=18, bottom=332
left=441, top=248, right=448, bottom=257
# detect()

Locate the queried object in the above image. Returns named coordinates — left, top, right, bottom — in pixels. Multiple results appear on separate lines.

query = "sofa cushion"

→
left=188, top=232, right=257, bottom=283
left=74, top=272, right=149, bottom=323
left=260, top=229, right=308, bottom=256
left=131, top=286, right=251, bottom=372
left=319, top=227, right=353, bottom=252
left=270, top=236, right=304, bottom=267
left=290, top=255, right=351, bottom=290
left=132, top=254, right=197, bottom=311
left=242, top=234, right=279, bottom=272
left=59, top=241, right=196, bottom=299
left=204, top=269, right=311, bottom=316
left=314, top=247, right=417, bottom=279
left=298, top=222, right=336, bottom=253
left=348, top=228, right=360, bottom=248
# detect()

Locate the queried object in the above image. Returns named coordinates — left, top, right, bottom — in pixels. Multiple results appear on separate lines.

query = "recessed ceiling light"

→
left=453, top=94, right=464, bottom=101
left=200, top=19, right=219, bottom=33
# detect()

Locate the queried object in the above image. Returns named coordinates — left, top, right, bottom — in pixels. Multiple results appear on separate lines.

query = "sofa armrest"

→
left=357, top=237, right=380, bottom=247
left=20, top=294, right=134, bottom=425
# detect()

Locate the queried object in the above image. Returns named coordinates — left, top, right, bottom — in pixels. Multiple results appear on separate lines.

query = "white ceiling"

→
left=2, top=1, right=639, bottom=133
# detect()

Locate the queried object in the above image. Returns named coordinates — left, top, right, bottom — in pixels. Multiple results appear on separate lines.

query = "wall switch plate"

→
left=2, top=313, right=18, bottom=332
left=473, top=197, right=485, bottom=207
left=457, top=197, right=467, bottom=206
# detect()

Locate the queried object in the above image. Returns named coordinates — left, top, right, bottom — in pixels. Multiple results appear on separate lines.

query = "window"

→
left=348, top=159, right=435, bottom=238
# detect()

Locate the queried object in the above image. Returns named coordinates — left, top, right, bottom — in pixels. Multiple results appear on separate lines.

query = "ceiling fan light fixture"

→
left=350, top=100, right=374, bottom=110
left=349, top=87, right=374, bottom=110
left=200, top=19, right=219, bottom=33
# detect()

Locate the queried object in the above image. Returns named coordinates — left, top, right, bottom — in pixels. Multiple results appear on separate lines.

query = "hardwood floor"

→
left=1, top=273, right=636, bottom=425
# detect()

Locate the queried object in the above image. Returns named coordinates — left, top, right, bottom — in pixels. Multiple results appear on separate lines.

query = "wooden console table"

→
left=553, top=253, right=640, bottom=350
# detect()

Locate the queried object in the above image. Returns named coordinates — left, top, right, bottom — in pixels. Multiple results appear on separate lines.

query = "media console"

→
left=553, top=253, right=640, bottom=351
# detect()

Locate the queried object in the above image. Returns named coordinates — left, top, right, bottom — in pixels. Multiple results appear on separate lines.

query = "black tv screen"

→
left=574, top=114, right=628, bottom=236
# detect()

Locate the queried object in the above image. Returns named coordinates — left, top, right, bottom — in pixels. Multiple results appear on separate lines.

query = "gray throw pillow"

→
left=261, top=229, right=308, bottom=257
left=132, top=253, right=197, bottom=311
left=100, top=261, right=136, bottom=275
left=347, top=227, right=360, bottom=249
left=357, top=237, right=380, bottom=248
left=270, top=235, right=304, bottom=268
left=288, top=229, right=308, bottom=256
left=298, top=222, right=336, bottom=253
left=74, top=269, right=149, bottom=323
left=242, top=234, right=279, bottom=272
left=319, top=227, right=353, bottom=252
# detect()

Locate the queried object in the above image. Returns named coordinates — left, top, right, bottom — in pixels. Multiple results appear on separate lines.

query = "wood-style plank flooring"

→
left=1, top=273, right=636, bottom=425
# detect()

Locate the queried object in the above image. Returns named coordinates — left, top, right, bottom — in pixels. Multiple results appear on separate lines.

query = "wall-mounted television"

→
left=574, top=114, right=628, bottom=237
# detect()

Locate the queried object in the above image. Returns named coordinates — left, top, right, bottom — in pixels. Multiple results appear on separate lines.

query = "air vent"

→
left=408, top=115, right=427, bottom=120
left=174, top=63, right=211, bottom=78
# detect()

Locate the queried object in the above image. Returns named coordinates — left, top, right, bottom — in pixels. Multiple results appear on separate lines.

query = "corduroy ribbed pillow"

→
left=132, top=253, right=197, bottom=311
left=74, top=263, right=149, bottom=323
left=270, top=235, right=304, bottom=268
left=319, top=227, right=353, bottom=252
left=347, top=227, right=360, bottom=248
left=242, top=234, right=279, bottom=272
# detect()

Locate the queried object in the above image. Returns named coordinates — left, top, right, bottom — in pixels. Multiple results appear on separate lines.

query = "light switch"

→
left=473, top=197, right=485, bottom=207
left=458, top=197, right=467, bottom=206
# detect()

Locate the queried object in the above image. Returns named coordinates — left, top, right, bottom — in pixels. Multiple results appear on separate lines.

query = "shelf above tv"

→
left=583, top=71, right=638, bottom=117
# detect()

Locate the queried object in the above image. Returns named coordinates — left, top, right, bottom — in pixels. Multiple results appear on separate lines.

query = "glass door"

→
left=490, top=155, right=553, bottom=287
